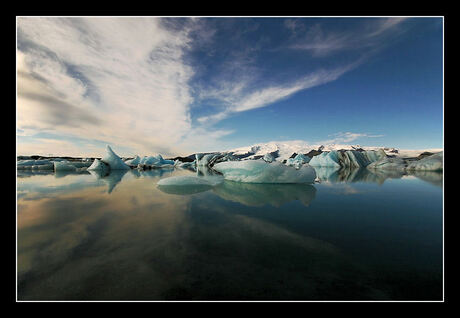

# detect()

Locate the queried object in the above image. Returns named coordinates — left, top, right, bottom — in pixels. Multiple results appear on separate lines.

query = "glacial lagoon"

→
left=17, top=167, right=443, bottom=300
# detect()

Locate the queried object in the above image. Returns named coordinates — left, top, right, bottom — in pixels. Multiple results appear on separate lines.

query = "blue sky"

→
left=17, top=17, right=443, bottom=157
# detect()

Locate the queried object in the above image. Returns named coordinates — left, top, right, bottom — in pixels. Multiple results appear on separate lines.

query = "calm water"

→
left=17, top=167, right=443, bottom=300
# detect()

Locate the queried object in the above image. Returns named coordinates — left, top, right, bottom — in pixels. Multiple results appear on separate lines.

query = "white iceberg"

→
left=17, top=159, right=52, bottom=167
left=263, top=153, right=274, bottom=163
left=87, top=158, right=110, bottom=171
left=139, top=154, right=174, bottom=166
left=101, top=145, right=130, bottom=170
left=53, top=161, right=77, bottom=171
left=406, top=152, right=443, bottom=171
left=286, top=153, right=311, bottom=168
left=309, top=151, right=341, bottom=168
left=213, top=160, right=316, bottom=184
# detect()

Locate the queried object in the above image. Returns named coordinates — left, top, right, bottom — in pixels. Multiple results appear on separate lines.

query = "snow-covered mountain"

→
left=228, top=140, right=442, bottom=162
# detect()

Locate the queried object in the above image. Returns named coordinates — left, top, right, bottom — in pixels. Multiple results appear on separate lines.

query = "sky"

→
left=16, top=17, right=443, bottom=157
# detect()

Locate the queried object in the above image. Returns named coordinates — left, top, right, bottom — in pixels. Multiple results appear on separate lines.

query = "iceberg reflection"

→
left=213, top=181, right=317, bottom=207
left=408, top=170, right=443, bottom=188
left=88, top=169, right=128, bottom=193
left=315, top=167, right=405, bottom=184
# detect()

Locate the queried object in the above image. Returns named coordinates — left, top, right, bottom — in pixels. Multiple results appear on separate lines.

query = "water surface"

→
left=17, top=167, right=443, bottom=300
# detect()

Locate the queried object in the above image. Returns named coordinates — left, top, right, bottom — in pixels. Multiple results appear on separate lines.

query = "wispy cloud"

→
left=287, top=18, right=409, bottom=57
left=196, top=59, right=362, bottom=125
left=317, top=132, right=384, bottom=145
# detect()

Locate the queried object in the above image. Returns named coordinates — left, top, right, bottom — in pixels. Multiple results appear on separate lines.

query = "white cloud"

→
left=17, top=17, right=230, bottom=157
left=317, top=132, right=384, bottom=145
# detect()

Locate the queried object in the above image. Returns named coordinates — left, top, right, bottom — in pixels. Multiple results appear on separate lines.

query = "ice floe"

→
left=213, top=160, right=316, bottom=184
left=87, top=158, right=110, bottom=171
left=102, top=145, right=131, bottom=170
left=406, top=152, right=443, bottom=171
left=366, top=157, right=407, bottom=171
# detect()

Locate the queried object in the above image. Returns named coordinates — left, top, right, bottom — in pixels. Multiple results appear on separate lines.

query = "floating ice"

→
left=213, top=160, right=316, bottom=184
left=309, top=151, right=341, bottom=168
left=263, top=153, right=274, bottom=163
left=139, top=154, right=174, bottom=166
left=87, top=158, right=110, bottom=171
left=286, top=153, right=311, bottom=168
left=101, top=145, right=130, bottom=170
left=125, top=155, right=141, bottom=166
left=196, top=153, right=220, bottom=166
left=406, top=152, right=443, bottom=171
left=367, top=157, right=407, bottom=171
left=53, top=161, right=77, bottom=171
left=17, top=159, right=52, bottom=167
left=174, top=160, right=196, bottom=169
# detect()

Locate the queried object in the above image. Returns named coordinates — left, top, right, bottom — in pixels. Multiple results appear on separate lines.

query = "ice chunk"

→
left=406, top=152, right=443, bottom=171
left=363, top=149, right=387, bottom=163
left=139, top=154, right=174, bottom=166
left=309, top=151, right=341, bottom=168
left=17, top=159, right=52, bottom=167
left=174, top=160, right=196, bottom=169
left=53, top=161, right=77, bottom=171
left=101, top=145, right=130, bottom=170
left=196, top=153, right=221, bottom=166
left=87, top=158, right=110, bottom=171
left=367, top=157, right=406, bottom=171
left=125, top=155, right=141, bottom=166
left=213, top=160, right=316, bottom=184
left=286, top=153, right=311, bottom=168
left=263, top=153, right=274, bottom=163
left=337, top=151, right=370, bottom=168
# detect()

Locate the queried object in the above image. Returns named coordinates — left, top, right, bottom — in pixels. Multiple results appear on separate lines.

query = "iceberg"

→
left=367, top=157, right=407, bottom=171
left=263, top=153, right=274, bottom=163
left=87, top=158, right=110, bottom=171
left=53, top=161, right=77, bottom=171
left=174, top=160, right=196, bottom=169
left=125, top=155, right=141, bottom=166
left=213, top=160, right=316, bottom=184
left=101, top=145, right=130, bottom=170
left=17, top=159, right=52, bottom=167
left=406, top=152, right=443, bottom=171
left=309, top=151, right=341, bottom=168
left=196, top=153, right=220, bottom=166
left=337, top=151, right=370, bottom=168
left=138, top=154, right=174, bottom=167
left=309, top=149, right=386, bottom=168
left=363, top=149, right=387, bottom=163
left=286, top=153, right=311, bottom=168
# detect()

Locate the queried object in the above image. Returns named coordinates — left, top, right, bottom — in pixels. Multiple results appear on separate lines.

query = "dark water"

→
left=17, top=167, right=443, bottom=300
